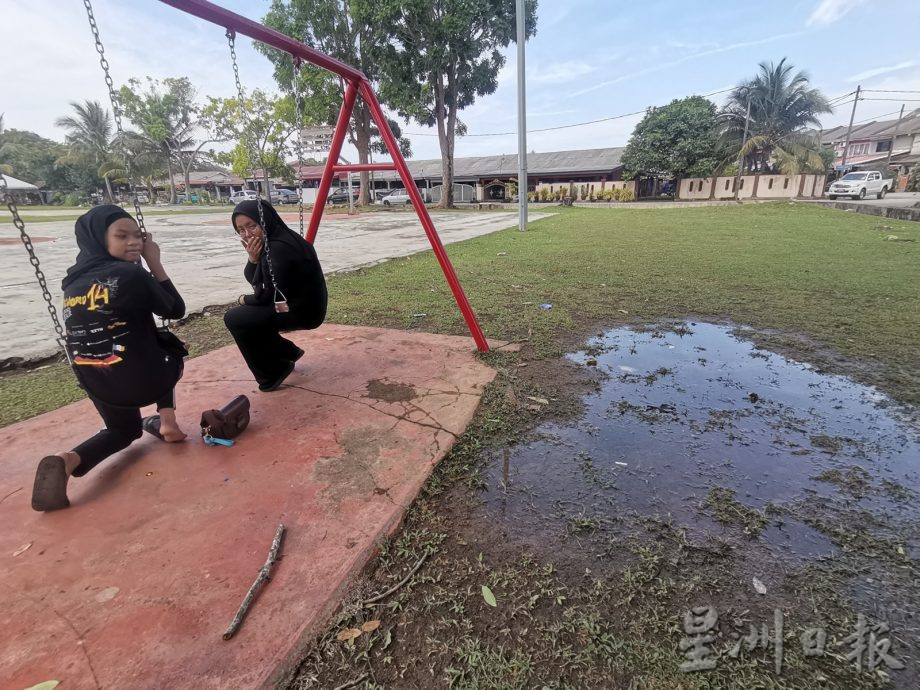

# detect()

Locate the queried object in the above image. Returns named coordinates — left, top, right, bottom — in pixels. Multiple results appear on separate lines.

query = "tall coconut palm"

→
left=55, top=101, right=118, bottom=201
left=720, top=58, right=832, bottom=174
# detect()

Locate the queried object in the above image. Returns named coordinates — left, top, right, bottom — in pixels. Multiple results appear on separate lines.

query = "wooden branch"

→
left=363, top=550, right=431, bottom=607
left=223, top=523, right=286, bottom=640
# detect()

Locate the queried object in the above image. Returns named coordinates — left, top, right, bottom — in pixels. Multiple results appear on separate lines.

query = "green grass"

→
left=2, top=202, right=918, bottom=427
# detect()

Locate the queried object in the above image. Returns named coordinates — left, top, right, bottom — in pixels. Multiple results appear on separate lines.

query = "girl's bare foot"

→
left=158, top=424, right=187, bottom=443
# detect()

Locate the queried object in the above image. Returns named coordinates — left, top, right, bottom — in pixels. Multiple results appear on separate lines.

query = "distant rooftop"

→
left=292, top=147, right=626, bottom=181
left=821, top=109, right=920, bottom=144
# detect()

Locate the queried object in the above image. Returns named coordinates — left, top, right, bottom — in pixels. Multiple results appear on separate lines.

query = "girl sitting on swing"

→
left=224, top=199, right=327, bottom=391
left=32, top=206, right=188, bottom=512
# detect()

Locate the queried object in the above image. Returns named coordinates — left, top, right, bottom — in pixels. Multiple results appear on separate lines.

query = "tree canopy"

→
left=720, top=58, right=832, bottom=174
left=361, top=0, right=538, bottom=207
left=622, top=96, right=724, bottom=179
left=259, top=0, right=411, bottom=204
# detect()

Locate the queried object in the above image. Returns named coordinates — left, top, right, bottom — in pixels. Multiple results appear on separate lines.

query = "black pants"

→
left=224, top=305, right=307, bottom=386
left=71, top=390, right=176, bottom=477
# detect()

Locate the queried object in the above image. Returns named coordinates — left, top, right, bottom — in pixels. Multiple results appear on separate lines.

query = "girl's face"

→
left=105, top=218, right=143, bottom=261
left=234, top=215, right=263, bottom=240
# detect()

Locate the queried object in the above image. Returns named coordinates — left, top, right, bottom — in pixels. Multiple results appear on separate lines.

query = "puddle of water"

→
left=485, top=322, right=920, bottom=555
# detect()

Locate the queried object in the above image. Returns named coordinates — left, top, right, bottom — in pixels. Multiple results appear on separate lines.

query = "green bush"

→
left=907, top=167, right=920, bottom=192
left=62, top=192, right=82, bottom=206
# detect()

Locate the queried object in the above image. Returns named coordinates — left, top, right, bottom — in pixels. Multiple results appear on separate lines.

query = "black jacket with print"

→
left=63, top=262, right=185, bottom=407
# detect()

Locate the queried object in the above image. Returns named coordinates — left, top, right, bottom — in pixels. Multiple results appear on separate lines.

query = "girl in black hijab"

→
left=31, top=205, right=187, bottom=512
left=224, top=199, right=327, bottom=391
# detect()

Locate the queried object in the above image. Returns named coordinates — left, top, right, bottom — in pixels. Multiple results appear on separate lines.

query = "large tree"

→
left=720, top=58, right=832, bottom=174
left=201, top=90, right=299, bottom=191
left=55, top=101, right=119, bottom=201
left=622, top=96, right=724, bottom=180
left=361, top=0, right=537, bottom=207
left=259, top=0, right=411, bottom=205
left=118, top=77, right=201, bottom=203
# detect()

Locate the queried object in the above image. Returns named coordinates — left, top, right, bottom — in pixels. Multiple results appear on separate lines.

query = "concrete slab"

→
left=0, top=210, right=551, bottom=361
left=0, top=324, right=499, bottom=690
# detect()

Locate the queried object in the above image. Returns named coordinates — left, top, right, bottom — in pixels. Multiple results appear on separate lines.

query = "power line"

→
left=862, top=89, right=920, bottom=94
left=405, top=87, right=735, bottom=138
left=851, top=109, right=904, bottom=125
left=860, top=97, right=920, bottom=102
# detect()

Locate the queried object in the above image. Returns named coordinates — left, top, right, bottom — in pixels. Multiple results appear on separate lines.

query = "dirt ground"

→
left=285, top=318, right=918, bottom=690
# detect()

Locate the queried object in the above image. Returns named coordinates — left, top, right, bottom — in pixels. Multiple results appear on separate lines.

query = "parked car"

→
left=827, top=171, right=892, bottom=200
left=326, top=187, right=358, bottom=205
left=381, top=189, right=416, bottom=207
left=273, top=188, right=300, bottom=204
left=230, top=189, right=259, bottom=204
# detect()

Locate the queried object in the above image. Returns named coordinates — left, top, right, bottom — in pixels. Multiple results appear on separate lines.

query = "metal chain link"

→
left=82, top=0, right=147, bottom=239
left=290, top=56, right=307, bottom=237
left=226, top=30, right=282, bottom=299
left=1, top=176, right=72, bottom=364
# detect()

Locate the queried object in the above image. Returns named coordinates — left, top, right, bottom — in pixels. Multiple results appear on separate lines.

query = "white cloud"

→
left=566, top=31, right=805, bottom=99
left=532, top=61, right=596, bottom=84
left=807, top=0, right=870, bottom=27
left=845, top=61, right=917, bottom=82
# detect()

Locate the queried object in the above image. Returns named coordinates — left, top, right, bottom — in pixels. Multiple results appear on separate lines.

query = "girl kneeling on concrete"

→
left=225, top=200, right=327, bottom=392
left=31, top=206, right=188, bottom=512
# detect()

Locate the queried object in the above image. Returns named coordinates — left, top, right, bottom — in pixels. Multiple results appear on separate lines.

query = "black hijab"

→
left=231, top=199, right=310, bottom=255
left=62, top=205, right=134, bottom=290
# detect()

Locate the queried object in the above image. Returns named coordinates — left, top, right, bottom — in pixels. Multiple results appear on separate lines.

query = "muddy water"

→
left=485, top=322, right=920, bottom=557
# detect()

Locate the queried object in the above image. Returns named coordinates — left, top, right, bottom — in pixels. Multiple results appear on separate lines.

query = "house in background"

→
left=291, top=147, right=628, bottom=202
left=821, top=109, right=920, bottom=189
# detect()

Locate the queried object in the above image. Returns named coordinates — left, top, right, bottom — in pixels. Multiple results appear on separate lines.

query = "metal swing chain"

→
left=226, top=30, right=283, bottom=303
left=290, top=56, right=307, bottom=237
left=1, top=176, right=72, bottom=364
left=82, top=0, right=147, bottom=240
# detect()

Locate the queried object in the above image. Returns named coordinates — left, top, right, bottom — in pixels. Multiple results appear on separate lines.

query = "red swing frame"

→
left=159, top=0, right=490, bottom=352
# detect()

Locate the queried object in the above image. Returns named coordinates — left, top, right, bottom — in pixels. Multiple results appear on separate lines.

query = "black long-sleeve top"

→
left=64, top=262, right=186, bottom=407
left=242, top=237, right=327, bottom=328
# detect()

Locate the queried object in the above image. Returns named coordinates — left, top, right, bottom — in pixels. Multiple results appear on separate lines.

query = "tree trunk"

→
left=184, top=160, right=193, bottom=205
left=354, top=104, right=371, bottom=206
left=166, top=156, right=177, bottom=205
left=103, top=174, right=115, bottom=203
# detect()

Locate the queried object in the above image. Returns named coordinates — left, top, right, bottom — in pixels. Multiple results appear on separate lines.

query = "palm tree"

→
left=720, top=58, right=832, bottom=175
left=55, top=101, right=118, bottom=201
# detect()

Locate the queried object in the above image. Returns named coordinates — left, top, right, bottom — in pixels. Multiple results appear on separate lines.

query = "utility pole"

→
left=840, top=85, right=861, bottom=170
left=885, top=104, right=905, bottom=170
left=733, top=93, right=751, bottom=200
left=515, top=0, right=528, bottom=231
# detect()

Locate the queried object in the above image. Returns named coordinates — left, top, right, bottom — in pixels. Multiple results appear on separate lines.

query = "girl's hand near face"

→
left=244, top=234, right=263, bottom=264
left=141, top=233, right=169, bottom=281
left=141, top=234, right=161, bottom=265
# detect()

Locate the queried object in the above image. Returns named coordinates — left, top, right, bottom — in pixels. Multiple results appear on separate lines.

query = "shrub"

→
left=620, top=188, right=635, bottom=202
left=907, top=166, right=920, bottom=192
left=62, top=192, right=82, bottom=206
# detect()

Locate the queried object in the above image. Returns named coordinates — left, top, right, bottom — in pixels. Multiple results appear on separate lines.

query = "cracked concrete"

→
left=0, top=323, right=500, bottom=689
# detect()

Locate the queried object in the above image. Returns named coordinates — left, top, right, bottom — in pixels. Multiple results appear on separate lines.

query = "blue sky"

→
left=3, top=0, right=919, bottom=162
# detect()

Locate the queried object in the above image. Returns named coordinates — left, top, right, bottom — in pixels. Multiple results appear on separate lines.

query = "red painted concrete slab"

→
left=0, top=325, right=500, bottom=690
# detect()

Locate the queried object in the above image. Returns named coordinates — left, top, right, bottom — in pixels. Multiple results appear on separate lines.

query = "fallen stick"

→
left=363, top=550, right=431, bottom=607
left=223, top=523, right=285, bottom=640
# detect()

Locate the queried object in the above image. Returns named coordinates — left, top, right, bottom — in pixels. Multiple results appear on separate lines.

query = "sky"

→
left=3, top=0, right=920, bottom=164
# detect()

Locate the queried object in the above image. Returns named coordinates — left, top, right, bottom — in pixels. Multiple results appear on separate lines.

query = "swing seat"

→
left=0, top=324, right=507, bottom=689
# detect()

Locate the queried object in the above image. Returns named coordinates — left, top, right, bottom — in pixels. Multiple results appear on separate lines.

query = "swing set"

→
left=1, top=0, right=490, bottom=360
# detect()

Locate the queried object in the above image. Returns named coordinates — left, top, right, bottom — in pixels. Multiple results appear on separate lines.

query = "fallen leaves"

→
left=482, top=585, right=497, bottom=607
left=336, top=620, right=382, bottom=643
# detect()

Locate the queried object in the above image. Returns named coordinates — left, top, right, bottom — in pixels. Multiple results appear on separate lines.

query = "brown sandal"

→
left=32, top=456, right=70, bottom=512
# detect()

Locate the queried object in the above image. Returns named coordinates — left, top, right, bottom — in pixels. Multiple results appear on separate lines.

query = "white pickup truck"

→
left=827, top=171, right=892, bottom=200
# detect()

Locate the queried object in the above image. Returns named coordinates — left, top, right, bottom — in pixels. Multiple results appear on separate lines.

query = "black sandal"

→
left=259, top=360, right=296, bottom=392
left=142, top=415, right=165, bottom=441
left=32, top=456, right=70, bottom=512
